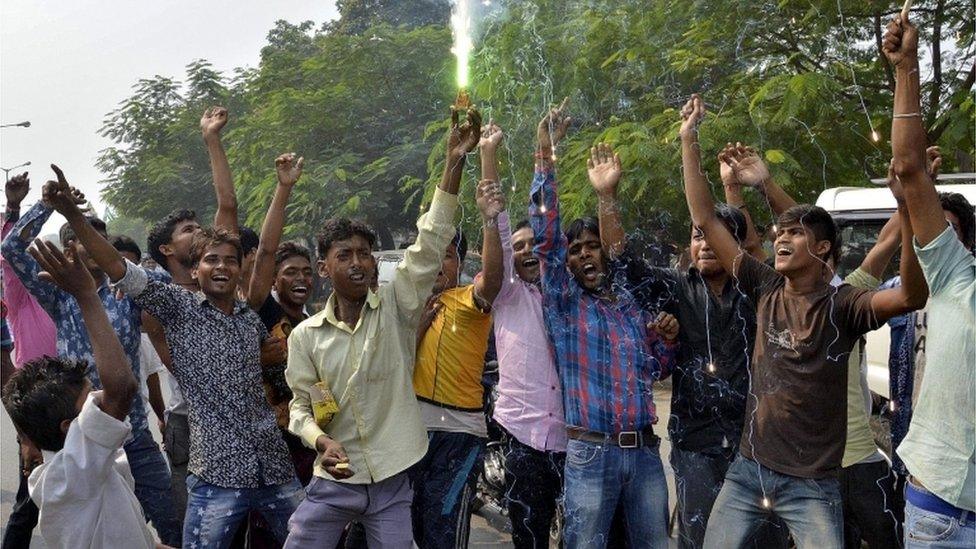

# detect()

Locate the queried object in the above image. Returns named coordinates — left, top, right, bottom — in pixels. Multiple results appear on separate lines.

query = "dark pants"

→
left=1, top=440, right=38, bottom=549
left=409, top=431, right=486, bottom=549
left=839, top=459, right=903, bottom=548
left=126, top=427, right=182, bottom=546
left=503, top=435, right=565, bottom=549
left=163, top=412, right=190, bottom=524
left=671, top=448, right=789, bottom=549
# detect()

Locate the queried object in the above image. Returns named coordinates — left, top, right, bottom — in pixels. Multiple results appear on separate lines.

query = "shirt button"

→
left=548, top=413, right=553, bottom=417
left=551, top=386, right=556, bottom=390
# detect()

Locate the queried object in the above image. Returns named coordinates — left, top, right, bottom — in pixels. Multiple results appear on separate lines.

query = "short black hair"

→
left=317, top=218, right=378, bottom=257
left=450, top=230, right=468, bottom=262
left=776, top=204, right=840, bottom=265
left=939, top=192, right=975, bottom=252
left=275, top=241, right=312, bottom=272
left=110, top=235, right=142, bottom=263
left=189, top=227, right=243, bottom=266
left=239, top=227, right=260, bottom=257
left=59, top=216, right=107, bottom=246
left=565, top=216, right=600, bottom=244
left=513, top=219, right=532, bottom=233
left=715, top=203, right=749, bottom=243
left=147, top=209, right=197, bottom=268
left=2, top=358, right=89, bottom=452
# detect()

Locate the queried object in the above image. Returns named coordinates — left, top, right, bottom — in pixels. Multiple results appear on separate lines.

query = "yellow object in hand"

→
left=309, top=382, right=339, bottom=428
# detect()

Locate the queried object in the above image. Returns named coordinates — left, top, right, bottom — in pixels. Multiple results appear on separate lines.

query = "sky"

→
left=1, top=0, right=340, bottom=235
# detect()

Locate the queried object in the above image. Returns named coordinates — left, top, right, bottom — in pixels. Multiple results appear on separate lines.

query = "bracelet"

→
left=893, top=112, right=921, bottom=119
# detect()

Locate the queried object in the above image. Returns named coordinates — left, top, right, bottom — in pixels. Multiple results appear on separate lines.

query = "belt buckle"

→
left=617, top=431, right=640, bottom=449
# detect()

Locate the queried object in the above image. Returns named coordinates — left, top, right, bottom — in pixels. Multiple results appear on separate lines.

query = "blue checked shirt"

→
left=0, top=203, right=168, bottom=433
left=529, top=166, right=677, bottom=434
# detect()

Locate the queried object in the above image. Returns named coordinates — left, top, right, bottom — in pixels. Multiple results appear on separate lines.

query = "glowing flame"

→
left=707, top=362, right=716, bottom=373
left=762, top=497, right=771, bottom=509
left=451, top=0, right=473, bottom=88
left=871, top=130, right=880, bottom=142
left=889, top=400, right=897, bottom=412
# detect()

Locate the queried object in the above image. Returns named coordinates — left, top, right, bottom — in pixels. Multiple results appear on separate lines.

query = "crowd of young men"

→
left=0, top=11, right=973, bottom=549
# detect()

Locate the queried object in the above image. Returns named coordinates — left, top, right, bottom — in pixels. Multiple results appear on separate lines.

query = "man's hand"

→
left=587, top=142, right=622, bottom=197
left=260, top=337, right=287, bottom=367
left=537, top=97, right=571, bottom=155
left=678, top=94, right=705, bottom=140
left=722, top=143, right=770, bottom=188
left=200, top=106, right=229, bottom=138
left=418, top=293, right=442, bottom=336
left=882, top=13, right=919, bottom=68
left=926, top=145, right=942, bottom=181
left=476, top=179, right=505, bottom=222
left=5, top=172, right=29, bottom=207
left=275, top=153, right=304, bottom=187
left=480, top=120, right=504, bottom=153
left=648, top=311, right=679, bottom=343
left=315, top=435, right=353, bottom=479
left=717, top=143, right=739, bottom=188
left=41, top=165, right=86, bottom=216
left=447, top=106, right=483, bottom=160
left=28, top=240, right=97, bottom=297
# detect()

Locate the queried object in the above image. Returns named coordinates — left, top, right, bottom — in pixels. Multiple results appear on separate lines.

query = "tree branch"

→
left=927, top=0, right=945, bottom=129
left=927, top=64, right=976, bottom=143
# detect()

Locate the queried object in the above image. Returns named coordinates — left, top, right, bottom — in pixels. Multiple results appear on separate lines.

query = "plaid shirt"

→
left=530, top=166, right=676, bottom=434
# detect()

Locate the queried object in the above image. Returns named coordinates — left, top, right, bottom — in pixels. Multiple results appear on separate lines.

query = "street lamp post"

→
left=0, top=121, right=31, bottom=129
left=1, top=161, right=31, bottom=182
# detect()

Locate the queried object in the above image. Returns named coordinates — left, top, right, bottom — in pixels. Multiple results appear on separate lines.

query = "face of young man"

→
left=275, top=255, right=314, bottom=308
left=162, top=219, right=203, bottom=269
left=944, top=209, right=970, bottom=250
left=690, top=225, right=726, bottom=278
left=773, top=222, right=831, bottom=275
left=320, top=234, right=376, bottom=302
left=511, top=227, right=540, bottom=284
left=432, top=243, right=461, bottom=294
left=567, top=229, right=606, bottom=291
left=192, top=242, right=242, bottom=300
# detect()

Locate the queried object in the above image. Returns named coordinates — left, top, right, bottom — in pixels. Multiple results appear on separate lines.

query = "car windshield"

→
left=834, top=216, right=899, bottom=281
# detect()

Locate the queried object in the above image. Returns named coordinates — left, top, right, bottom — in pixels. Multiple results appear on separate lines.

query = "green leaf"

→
left=765, top=149, right=787, bottom=164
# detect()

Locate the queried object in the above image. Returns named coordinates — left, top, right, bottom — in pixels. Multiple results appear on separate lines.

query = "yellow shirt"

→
left=414, top=285, right=492, bottom=411
left=285, top=188, right=459, bottom=484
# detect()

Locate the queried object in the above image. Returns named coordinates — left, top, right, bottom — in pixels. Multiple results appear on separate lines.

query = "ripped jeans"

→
left=703, top=455, right=843, bottom=549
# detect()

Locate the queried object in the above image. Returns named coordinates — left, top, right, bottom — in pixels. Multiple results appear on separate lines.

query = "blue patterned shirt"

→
left=529, top=166, right=677, bottom=434
left=0, top=203, right=168, bottom=433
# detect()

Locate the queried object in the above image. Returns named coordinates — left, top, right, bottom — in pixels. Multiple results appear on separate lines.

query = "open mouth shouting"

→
left=348, top=270, right=366, bottom=284
left=580, top=262, right=600, bottom=282
left=290, top=284, right=309, bottom=298
left=521, top=257, right=540, bottom=269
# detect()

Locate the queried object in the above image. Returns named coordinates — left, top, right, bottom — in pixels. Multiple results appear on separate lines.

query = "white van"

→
left=816, top=174, right=976, bottom=397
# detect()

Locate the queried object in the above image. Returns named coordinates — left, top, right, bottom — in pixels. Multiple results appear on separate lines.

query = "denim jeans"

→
left=562, top=438, right=669, bottom=549
left=409, top=431, right=486, bottom=549
left=904, top=483, right=975, bottom=548
left=183, top=473, right=303, bottom=548
left=703, top=456, right=843, bottom=549
left=124, top=427, right=183, bottom=546
left=503, top=435, right=565, bottom=549
left=670, top=448, right=789, bottom=549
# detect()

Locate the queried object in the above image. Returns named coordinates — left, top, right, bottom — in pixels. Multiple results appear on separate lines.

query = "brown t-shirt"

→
left=736, top=255, right=882, bottom=478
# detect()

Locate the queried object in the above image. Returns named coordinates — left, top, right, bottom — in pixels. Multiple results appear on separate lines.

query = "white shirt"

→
left=29, top=392, right=156, bottom=549
left=138, top=333, right=166, bottom=420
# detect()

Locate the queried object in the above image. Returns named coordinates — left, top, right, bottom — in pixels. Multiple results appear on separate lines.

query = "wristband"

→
left=893, top=112, right=921, bottom=118
left=534, top=151, right=552, bottom=160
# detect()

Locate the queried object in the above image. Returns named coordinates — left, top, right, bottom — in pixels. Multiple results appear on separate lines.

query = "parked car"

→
left=816, top=174, right=976, bottom=398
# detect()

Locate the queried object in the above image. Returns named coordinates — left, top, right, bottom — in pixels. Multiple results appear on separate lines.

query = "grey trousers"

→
left=284, top=471, right=414, bottom=549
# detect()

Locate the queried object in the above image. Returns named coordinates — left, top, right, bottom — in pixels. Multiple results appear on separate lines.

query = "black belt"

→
left=566, top=425, right=659, bottom=449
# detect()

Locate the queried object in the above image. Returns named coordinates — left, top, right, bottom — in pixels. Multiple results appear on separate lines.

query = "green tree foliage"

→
left=99, top=0, right=973, bottom=251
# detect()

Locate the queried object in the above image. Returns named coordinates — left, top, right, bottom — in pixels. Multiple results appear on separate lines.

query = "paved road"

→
left=1, top=386, right=677, bottom=548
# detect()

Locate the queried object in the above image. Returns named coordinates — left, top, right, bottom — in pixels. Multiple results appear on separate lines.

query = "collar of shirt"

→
left=309, top=290, right=381, bottom=333
left=191, top=291, right=251, bottom=315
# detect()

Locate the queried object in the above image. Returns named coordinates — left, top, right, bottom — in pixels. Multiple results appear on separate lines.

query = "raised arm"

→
left=721, top=143, right=798, bottom=216
left=859, top=182, right=903, bottom=280
left=201, top=107, right=238, bottom=234
left=589, top=143, right=625, bottom=258
left=679, top=95, right=746, bottom=278
left=718, top=144, right=766, bottom=260
left=882, top=13, right=946, bottom=247
left=440, top=106, right=482, bottom=195
left=474, top=179, right=505, bottom=305
left=480, top=121, right=502, bottom=183
left=29, top=240, right=137, bottom=420
left=248, top=153, right=304, bottom=310
left=866, top=175, right=928, bottom=321
left=530, top=100, right=572, bottom=278
left=45, top=165, right=127, bottom=282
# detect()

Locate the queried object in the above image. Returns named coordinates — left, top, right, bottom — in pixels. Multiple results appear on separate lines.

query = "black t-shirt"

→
left=257, top=295, right=307, bottom=412
left=611, top=249, right=755, bottom=454
left=734, top=254, right=881, bottom=478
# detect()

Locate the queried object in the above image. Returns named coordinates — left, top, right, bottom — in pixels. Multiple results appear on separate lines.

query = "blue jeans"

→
left=124, top=427, right=182, bottom=546
left=183, top=474, right=304, bottom=548
left=562, top=439, right=669, bottom=549
left=703, top=456, right=842, bottom=549
left=904, top=484, right=975, bottom=548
